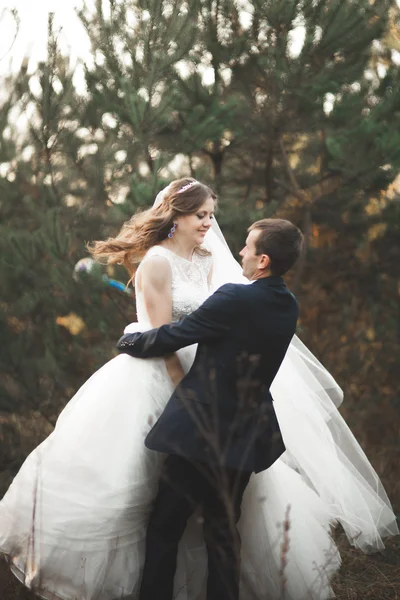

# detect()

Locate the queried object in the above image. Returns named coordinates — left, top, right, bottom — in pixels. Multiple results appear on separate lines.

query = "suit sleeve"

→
left=117, top=283, right=243, bottom=358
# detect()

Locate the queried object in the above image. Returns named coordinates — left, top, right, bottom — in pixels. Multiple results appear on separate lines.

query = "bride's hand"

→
left=164, top=355, right=185, bottom=388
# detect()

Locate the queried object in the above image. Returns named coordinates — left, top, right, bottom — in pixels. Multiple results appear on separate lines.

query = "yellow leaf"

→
left=365, top=328, right=375, bottom=341
left=7, top=316, right=25, bottom=333
left=367, top=223, right=387, bottom=241
left=56, top=313, right=86, bottom=336
left=365, top=197, right=387, bottom=216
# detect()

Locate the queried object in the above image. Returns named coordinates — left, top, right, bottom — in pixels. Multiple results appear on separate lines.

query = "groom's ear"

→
left=258, top=254, right=271, bottom=270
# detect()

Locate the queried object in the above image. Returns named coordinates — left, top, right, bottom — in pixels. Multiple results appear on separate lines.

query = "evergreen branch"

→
left=275, top=173, right=343, bottom=207
left=105, top=287, right=131, bottom=323
left=10, top=363, right=56, bottom=428
left=291, top=206, right=312, bottom=294
left=45, top=145, right=62, bottom=204
left=278, top=137, right=306, bottom=202
left=319, top=0, right=348, bottom=43
left=279, top=136, right=317, bottom=291
left=273, top=178, right=295, bottom=197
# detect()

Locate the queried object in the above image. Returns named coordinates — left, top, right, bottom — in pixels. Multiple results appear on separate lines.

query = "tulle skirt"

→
left=0, top=342, right=395, bottom=600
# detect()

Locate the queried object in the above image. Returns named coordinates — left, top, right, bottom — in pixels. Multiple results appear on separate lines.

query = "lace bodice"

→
left=135, top=246, right=212, bottom=325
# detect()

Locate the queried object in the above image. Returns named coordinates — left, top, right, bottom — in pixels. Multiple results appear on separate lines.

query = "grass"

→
left=332, top=531, right=400, bottom=600
left=1, top=531, right=399, bottom=599
left=0, top=405, right=398, bottom=599
left=0, top=558, right=36, bottom=599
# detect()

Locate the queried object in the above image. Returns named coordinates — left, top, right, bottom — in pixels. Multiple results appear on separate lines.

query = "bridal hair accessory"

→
left=153, top=181, right=198, bottom=209
left=168, top=222, right=177, bottom=238
left=177, top=181, right=198, bottom=194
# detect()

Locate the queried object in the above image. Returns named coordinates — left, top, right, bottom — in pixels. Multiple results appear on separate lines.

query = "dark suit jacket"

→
left=117, top=277, right=298, bottom=473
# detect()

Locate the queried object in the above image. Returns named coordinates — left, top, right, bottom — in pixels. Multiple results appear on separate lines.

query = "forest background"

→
left=0, top=1, right=399, bottom=598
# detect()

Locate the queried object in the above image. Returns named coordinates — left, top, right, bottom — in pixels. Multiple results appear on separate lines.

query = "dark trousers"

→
left=139, top=454, right=251, bottom=600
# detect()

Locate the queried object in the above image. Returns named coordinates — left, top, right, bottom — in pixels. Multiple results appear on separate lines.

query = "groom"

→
left=117, top=218, right=303, bottom=600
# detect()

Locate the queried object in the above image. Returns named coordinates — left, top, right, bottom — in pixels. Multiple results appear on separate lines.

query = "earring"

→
left=168, top=222, right=177, bottom=238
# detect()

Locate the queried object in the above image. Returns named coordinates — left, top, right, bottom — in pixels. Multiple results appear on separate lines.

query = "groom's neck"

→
left=250, top=269, right=273, bottom=281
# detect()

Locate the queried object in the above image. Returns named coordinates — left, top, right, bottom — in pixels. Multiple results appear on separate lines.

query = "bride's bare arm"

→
left=136, top=256, right=185, bottom=387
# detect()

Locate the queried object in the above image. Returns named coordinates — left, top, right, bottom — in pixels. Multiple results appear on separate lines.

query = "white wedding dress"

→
left=0, top=244, right=397, bottom=600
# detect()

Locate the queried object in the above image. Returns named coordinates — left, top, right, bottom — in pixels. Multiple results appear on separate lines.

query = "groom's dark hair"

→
left=249, top=219, right=303, bottom=276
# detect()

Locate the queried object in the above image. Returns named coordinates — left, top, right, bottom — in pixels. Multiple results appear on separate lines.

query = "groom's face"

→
left=240, top=229, right=265, bottom=280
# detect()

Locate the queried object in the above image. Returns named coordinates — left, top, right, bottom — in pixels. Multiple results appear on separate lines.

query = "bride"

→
left=0, top=178, right=397, bottom=600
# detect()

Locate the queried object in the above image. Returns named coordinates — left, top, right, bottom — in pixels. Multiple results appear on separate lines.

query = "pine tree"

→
left=0, top=17, right=134, bottom=485
left=77, top=0, right=400, bottom=450
left=78, top=0, right=203, bottom=209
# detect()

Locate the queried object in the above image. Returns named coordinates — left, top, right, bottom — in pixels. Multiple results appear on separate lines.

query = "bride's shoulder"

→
left=141, top=245, right=172, bottom=265
left=136, top=248, right=171, bottom=290
left=137, top=246, right=172, bottom=275
left=143, top=244, right=168, bottom=257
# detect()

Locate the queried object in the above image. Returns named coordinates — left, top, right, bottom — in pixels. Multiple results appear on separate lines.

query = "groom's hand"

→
left=118, top=332, right=185, bottom=386
left=117, top=329, right=166, bottom=357
left=117, top=332, right=145, bottom=355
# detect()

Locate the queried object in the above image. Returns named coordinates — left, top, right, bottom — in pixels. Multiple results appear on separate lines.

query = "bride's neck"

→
left=162, top=237, right=196, bottom=261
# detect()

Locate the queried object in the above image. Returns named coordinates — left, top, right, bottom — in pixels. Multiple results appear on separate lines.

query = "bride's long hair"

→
left=88, top=178, right=216, bottom=284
